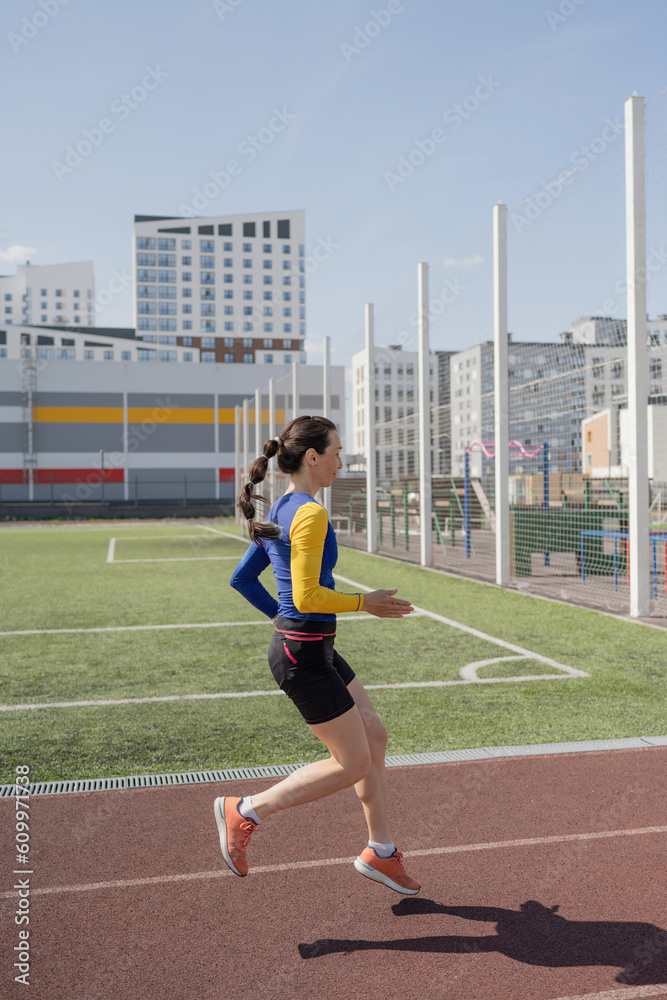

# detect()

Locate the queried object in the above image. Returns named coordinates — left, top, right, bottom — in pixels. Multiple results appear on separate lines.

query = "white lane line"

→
left=334, top=573, right=589, bottom=679
left=5, top=825, right=666, bottom=899
left=106, top=538, right=116, bottom=563
left=0, top=612, right=410, bottom=638
left=551, top=985, right=667, bottom=1000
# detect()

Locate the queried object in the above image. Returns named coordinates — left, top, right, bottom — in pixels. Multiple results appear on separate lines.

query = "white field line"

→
left=0, top=665, right=571, bottom=712
left=0, top=612, right=418, bottom=638
left=113, top=556, right=241, bottom=563
left=107, top=532, right=246, bottom=564
left=198, top=524, right=248, bottom=542
left=334, top=573, right=589, bottom=679
left=3, top=825, right=666, bottom=899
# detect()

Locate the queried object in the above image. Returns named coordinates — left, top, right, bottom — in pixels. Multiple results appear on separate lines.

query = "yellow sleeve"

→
left=290, top=502, right=365, bottom=614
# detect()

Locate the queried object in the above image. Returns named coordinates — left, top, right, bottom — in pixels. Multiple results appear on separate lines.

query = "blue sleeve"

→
left=230, top=542, right=279, bottom=620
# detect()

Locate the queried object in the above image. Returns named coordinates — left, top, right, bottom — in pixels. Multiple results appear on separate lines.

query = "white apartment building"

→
left=132, top=210, right=306, bottom=364
left=352, top=344, right=438, bottom=482
left=0, top=261, right=94, bottom=328
left=0, top=324, right=199, bottom=365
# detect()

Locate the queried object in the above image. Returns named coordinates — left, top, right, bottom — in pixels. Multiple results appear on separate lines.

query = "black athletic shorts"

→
left=268, top=615, right=356, bottom=725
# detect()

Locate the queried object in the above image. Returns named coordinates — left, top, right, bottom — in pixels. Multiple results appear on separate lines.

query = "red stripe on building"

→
left=0, top=469, right=124, bottom=484
left=219, top=468, right=235, bottom=483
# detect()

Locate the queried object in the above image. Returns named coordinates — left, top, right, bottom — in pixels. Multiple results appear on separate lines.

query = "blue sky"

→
left=2, top=0, right=667, bottom=371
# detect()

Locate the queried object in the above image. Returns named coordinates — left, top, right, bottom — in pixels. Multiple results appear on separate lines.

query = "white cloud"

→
left=0, top=244, right=37, bottom=263
left=443, top=254, right=484, bottom=268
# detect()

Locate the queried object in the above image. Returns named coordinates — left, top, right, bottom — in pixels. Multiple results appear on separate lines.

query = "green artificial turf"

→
left=0, top=520, right=665, bottom=782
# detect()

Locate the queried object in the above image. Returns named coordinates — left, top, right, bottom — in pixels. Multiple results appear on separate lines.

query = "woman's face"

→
left=314, top=431, right=343, bottom=487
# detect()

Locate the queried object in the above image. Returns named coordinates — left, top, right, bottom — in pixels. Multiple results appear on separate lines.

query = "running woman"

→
left=215, top=415, right=420, bottom=895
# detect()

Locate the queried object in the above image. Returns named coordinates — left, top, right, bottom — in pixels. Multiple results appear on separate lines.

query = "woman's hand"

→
left=362, top=588, right=414, bottom=618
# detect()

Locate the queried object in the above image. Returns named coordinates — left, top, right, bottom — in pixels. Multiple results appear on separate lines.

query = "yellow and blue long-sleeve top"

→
left=230, top=492, right=364, bottom=622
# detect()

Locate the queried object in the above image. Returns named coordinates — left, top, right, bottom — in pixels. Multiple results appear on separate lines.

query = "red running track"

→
left=1, top=747, right=667, bottom=1000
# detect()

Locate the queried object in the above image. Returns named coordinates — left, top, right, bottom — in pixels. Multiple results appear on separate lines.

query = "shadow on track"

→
left=298, top=899, right=667, bottom=985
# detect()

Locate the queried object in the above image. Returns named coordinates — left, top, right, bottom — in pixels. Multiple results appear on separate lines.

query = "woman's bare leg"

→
left=250, top=703, right=372, bottom=820
left=346, top=678, right=392, bottom=844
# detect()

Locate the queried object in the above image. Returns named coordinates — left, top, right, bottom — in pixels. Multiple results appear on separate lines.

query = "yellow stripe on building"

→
left=218, top=407, right=287, bottom=424
left=127, top=407, right=214, bottom=424
left=33, top=407, right=123, bottom=423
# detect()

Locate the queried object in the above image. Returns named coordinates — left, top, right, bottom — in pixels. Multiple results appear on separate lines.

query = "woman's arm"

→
left=290, top=503, right=363, bottom=614
left=230, top=543, right=279, bottom=619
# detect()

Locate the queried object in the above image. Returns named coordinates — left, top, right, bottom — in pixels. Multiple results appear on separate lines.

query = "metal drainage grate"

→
left=0, top=736, right=664, bottom=797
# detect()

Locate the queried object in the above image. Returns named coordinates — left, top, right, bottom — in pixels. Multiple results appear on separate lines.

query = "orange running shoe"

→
left=214, top=796, right=256, bottom=877
left=354, top=847, right=420, bottom=895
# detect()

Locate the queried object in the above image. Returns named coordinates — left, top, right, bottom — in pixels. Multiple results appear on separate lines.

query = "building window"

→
left=182, top=287, right=192, bottom=298
left=201, top=320, right=216, bottom=333
left=224, top=306, right=233, bottom=315
left=224, top=322, right=234, bottom=331
left=406, top=363, right=414, bottom=379
left=104, top=350, right=114, bottom=361
left=159, top=318, right=177, bottom=331
left=182, top=240, right=191, bottom=249
left=159, top=302, right=177, bottom=315
left=243, top=353, right=254, bottom=363
left=283, top=277, right=291, bottom=286
left=264, top=353, right=273, bottom=363
left=242, top=337, right=253, bottom=348
left=142, top=335, right=157, bottom=342
left=264, top=323, right=273, bottom=333
left=158, top=270, right=176, bottom=283
left=121, top=351, right=131, bottom=361
left=243, top=222, right=256, bottom=237
left=283, top=323, right=292, bottom=333
left=159, top=335, right=177, bottom=345
left=263, top=276, right=273, bottom=285
left=263, top=244, right=272, bottom=253
left=182, top=272, right=192, bottom=282
left=384, top=384, right=392, bottom=401
left=224, top=289, right=233, bottom=299
left=201, top=303, right=215, bottom=316
left=283, top=260, right=291, bottom=270
left=219, top=223, right=232, bottom=236
left=284, top=354, right=292, bottom=364
left=182, top=336, right=193, bottom=346
left=183, top=352, right=193, bottom=362
left=223, top=242, right=232, bottom=251
left=158, top=253, right=176, bottom=267
left=243, top=275, right=252, bottom=284
left=224, top=274, right=233, bottom=283
left=243, top=322, right=253, bottom=331
left=158, top=350, right=177, bottom=361
left=277, top=219, right=290, bottom=239
left=84, top=349, right=94, bottom=360
left=201, top=271, right=215, bottom=284
left=137, top=253, right=156, bottom=266
left=138, top=317, right=157, bottom=330
left=202, top=351, right=216, bottom=363
left=201, top=287, right=215, bottom=300
left=159, top=286, right=177, bottom=299
left=183, top=304, right=192, bottom=314
left=183, top=319, right=193, bottom=330
left=200, top=255, right=215, bottom=268
left=263, top=338, right=273, bottom=348
left=201, top=336, right=215, bottom=348
left=137, top=237, right=156, bottom=250
left=263, top=260, right=272, bottom=269
left=200, top=240, right=215, bottom=252
left=158, top=238, right=176, bottom=250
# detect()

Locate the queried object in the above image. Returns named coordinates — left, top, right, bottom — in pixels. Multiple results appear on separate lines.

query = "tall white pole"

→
left=268, top=377, right=276, bottom=506
left=625, top=94, right=650, bottom=617
left=292, top=361, right=299, bottom=421
left=418, top=261, right=432, bottom=567
left=242, top=398, right=249, bottom=538
left=494, top=202, right=510, bottom=585
left=365, top=303, right=378, bottom=552
left=234, top=404, right=241, bottom=519
left=322, top=335, right=332, bottom=516
left=254, top=387, right=262, bottom=458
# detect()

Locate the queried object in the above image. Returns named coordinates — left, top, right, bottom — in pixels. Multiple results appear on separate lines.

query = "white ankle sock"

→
left=368, top=840, right=395, bottom=858
left=238, top=797, right=261, bottom=825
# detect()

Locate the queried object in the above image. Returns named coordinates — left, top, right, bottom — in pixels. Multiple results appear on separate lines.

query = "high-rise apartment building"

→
left=352, top=344, right=439, bottom=481
left=0, top=261, right=94, bottom=328
left=132, top=210, right=306, bottom=365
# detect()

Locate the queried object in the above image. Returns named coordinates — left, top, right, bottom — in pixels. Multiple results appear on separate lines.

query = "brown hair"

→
left=237, top=415, right=337, bottom=543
